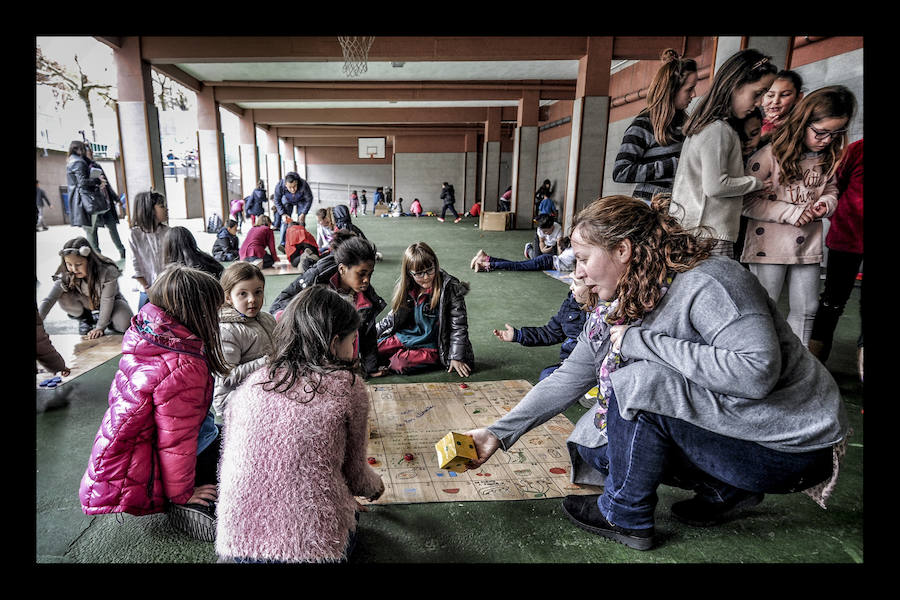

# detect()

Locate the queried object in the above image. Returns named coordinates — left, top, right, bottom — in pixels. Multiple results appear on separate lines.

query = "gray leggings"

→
left=56, top=292, right=133, bottom=333
left=749, top=262, right=820, bottom=345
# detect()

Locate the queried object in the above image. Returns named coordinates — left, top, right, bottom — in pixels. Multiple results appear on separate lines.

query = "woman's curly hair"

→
left=572, top=194, right=713, bottom=323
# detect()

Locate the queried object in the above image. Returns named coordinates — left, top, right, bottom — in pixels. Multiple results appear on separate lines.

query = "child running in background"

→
left=216, top=285, right=384, bottom=563
left=375, top=242, right=475, bottom=377
left=79, top=265, right=231, bottom=542
left=212, top=262, right=276, bottom=423
left=39, top=237, right=134, bottom=338
left=741, top=85, right=856, bottom=345
left=239, top=214, right=280, bottom=268
left=472, top=236, right=576, bottom=274
left=410, top=198, right=423, bottom=218
left=127, top=190, right=169, bottom=309
left=670, top=48, right=777, bottom=258
left=163, top=225, right=224, bottom=279
left=525, top=214, right=563, bottom=259
left=761, top=70, right=804, bottom=139
left=492, top=277, right=596, bottom=381
left=268, top=232, right=387, bottom=378
left=229, top=196, right=245, bottom=233
left=212, top=219, right=240, bottom=262
left=315, top=207, right=335, bottom=255
left=612, top=48, right=698, bottom=205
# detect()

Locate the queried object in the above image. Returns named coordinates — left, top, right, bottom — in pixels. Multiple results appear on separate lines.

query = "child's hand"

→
left=86, top=328, right=105, bottom=340
left=449, top=359, right=471, bottom=378
left=367, top=478, right=385, bottom=502
left=492, top=324, right=515, bottom=342
left=369, top=367, right=389, bottom=378
left=60, top=367, right=71, bottom=377
left=810, top=201, right=829, bottom=219
left=794, top=206, right=816, bottom=227
left=187, top=483, right=218, bottom=506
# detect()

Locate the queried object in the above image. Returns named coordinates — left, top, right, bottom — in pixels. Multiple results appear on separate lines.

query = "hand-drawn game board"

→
left=364, top=379, right=602, bottom=505
left=260, top=258, right=303, bottom=276
left=543, top=269, right=573, bottom=285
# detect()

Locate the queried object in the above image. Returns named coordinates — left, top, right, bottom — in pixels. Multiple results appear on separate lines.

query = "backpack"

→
left=206, top=212, right=223, bottom=234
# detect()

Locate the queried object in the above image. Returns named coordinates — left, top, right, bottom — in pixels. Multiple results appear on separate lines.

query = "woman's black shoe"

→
left=561, top=494, right=655, bottom=550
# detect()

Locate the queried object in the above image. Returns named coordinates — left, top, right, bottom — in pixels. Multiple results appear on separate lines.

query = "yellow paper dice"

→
left=435, top=432, right=478, bottom=473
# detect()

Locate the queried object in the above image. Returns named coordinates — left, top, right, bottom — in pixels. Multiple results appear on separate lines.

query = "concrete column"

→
left=563, top=37, right=612, bottom=234
left=293, top=145, right=307, bottom=179
left=713, top=37, right=744, bottom=75
left=463, top=133, right=478, bottom=211
left=196, top=84, right=228, bottom=223
left=113, top=36, right=165, bottom=220
left=746, top=36, right=793, bottom=72
left=481, top=107, right=502, bottom=211
left=263, top=126, right=281, bottom=191
left=280, top=137, right=295, bottom=174
left=512, top=90, right=540, bottom=230
left=238, top=108, right=258, bottom=199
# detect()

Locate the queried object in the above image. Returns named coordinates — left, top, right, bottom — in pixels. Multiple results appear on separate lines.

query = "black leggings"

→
left=810, top=247, right=863, bottom=361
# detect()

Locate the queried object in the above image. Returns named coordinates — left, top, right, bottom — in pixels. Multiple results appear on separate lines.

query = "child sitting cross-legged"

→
left=375, top=242, right=475, bottom=377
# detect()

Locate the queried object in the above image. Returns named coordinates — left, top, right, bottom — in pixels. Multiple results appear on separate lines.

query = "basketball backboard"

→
left=358, top=137, right=386, bottom=159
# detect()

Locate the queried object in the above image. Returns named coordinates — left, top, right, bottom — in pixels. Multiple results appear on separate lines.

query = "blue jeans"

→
left=440, top=203, right=459, bottom=219
left=577, top=390, right=833, bottom=530
left=488, top=253, right=554, bottom=272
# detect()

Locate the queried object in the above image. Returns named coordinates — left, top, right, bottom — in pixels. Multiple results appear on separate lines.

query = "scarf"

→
left=587, top=274, right=673, bottom=431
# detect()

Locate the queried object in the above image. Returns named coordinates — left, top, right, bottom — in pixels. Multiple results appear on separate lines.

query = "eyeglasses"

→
left=409, top=266, right=435, bottom=279
left=807, top=124, right=847, bottom=141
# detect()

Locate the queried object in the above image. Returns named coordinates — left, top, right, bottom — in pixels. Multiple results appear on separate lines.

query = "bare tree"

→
left=151, top=70, right=190, bottom=112
left=36, top=46, right=115, bottom=142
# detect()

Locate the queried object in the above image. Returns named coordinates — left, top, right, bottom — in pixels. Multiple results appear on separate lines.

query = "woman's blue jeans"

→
left=488, top=253, right=554, bottom=272
left=576, top=390, right=833, bottom=530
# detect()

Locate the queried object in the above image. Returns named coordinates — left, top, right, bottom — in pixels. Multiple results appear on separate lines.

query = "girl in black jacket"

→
left=269, top=232, right=387, bottom=377
left=376, top=242, right=474, bottom=377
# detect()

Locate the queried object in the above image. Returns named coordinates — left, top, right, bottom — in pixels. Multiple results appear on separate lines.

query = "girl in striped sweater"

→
left=612, top=49, right=698, bottom=204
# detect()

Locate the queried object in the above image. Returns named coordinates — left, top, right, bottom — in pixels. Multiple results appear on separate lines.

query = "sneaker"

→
left=524, top=242, right=534, bottom=259
left=670, top=492, right=764, bottom=527
left=168, top=502, right=217, bottom=542
left=470, top=249, right=485, bottom=270
left=454, top=217, right=462, bottom=223
left=437, top=217, right=445, bottom=222
left=561, top=494, right=655, bottom=550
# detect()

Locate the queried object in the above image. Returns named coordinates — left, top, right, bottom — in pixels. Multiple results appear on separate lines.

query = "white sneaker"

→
left=524, top=243, right=534, bottom=259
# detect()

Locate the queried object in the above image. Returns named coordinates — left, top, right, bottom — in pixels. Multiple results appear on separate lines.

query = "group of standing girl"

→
left=614, top=47, right=861, bottom=356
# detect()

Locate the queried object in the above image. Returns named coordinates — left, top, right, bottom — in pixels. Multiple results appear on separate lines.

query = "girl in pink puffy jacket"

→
left=216, top=285, right=384, bottom=563
left=79, top=265, right=231, bottom=543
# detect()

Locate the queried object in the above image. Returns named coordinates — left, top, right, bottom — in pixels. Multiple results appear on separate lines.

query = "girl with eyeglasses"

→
left=127, top=190, right=170, bottom=309
left=740, top=85, right=856, bottom=345
left=670, top=48, right=778, bottom=259
left=39, top=237, right=133, bottom=338
left=375, top=242, right=474, bottom=377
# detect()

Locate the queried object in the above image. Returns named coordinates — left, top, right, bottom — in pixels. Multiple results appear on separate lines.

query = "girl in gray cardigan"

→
left=464, top=194, right=848, bottom=551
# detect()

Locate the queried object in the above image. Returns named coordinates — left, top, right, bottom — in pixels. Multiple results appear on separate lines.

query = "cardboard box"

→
left=373, top=204, right=389, bottom=216
left=481, top=211, right=511, bottom=231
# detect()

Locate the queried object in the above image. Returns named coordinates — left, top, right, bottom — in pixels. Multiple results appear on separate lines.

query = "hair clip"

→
left=751, top=57, right=770, bottom=70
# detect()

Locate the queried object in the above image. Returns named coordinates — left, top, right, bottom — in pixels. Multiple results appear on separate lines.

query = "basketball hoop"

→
left=338, top=36, right=375, bottom=78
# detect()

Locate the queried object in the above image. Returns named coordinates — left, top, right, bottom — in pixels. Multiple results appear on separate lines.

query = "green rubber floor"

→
left=35, top=214, right=864, bottom=564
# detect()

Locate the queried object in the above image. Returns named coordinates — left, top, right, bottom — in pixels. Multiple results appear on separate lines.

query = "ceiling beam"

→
left=151, top=63, right=203, bottom=93
left=139, top=36, right=691, bottom=64
left=254, top=106, right=518, bottom=126
left=277, top=125, right=483, bottom=138
left=213, top=83, right=575, bottom=103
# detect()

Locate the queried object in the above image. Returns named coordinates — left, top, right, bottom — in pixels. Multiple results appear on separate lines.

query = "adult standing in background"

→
left=66, top=140, right=109, bottom=255
left=36, top=180, right=51, bottom=231
left=273, top=171, right=314, bottom=248
left=612, top=49, right=698, bottom=205
left=84, top=144, right=126, bottom=260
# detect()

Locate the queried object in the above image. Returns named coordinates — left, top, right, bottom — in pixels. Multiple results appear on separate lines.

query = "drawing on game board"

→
left=514, top=478, right=556, bottom=499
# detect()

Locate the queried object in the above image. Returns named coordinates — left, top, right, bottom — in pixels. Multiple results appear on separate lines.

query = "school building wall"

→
left=302, top=145, right=393, bottom=209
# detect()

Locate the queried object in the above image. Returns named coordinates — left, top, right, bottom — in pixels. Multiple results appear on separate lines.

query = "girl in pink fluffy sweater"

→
left=215, top=285, right=384, bottom=563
